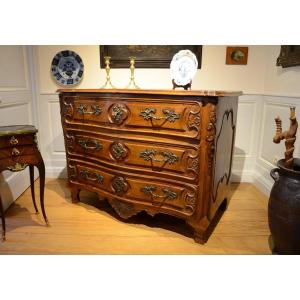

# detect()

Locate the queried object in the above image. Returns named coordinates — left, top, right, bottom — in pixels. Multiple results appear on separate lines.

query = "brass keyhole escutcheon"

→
left=10, top=136, right=18, bottom=145
left=11, top=148, right=20, bottom=156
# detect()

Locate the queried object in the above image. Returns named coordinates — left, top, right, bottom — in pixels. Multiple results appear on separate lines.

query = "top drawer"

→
left=61, top=95, right=202, bottom=140
left=0, top=134, right=35, bottom=149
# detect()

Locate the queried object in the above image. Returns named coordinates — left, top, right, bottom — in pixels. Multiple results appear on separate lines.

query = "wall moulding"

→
left=258, top=98, right=300, bottom=167
left=0, top=46, right=30, bottom=92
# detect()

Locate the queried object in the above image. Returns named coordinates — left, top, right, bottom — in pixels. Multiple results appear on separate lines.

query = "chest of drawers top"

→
left=57, top=88, right=242, bottom=97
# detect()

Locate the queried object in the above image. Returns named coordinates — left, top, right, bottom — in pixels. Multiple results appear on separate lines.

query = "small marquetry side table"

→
left=0, top=125, right=48, bottom=241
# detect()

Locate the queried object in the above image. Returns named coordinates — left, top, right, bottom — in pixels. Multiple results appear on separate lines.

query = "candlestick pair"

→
left=101, top=56, right=140, bottom=89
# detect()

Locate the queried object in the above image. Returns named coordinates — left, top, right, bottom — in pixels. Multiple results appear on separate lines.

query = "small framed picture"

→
left=226, top=46, right=248, bottom=65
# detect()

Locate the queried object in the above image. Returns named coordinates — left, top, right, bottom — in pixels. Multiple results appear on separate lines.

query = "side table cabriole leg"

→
left=29, top=165, right=39, bottom=214
left=36, top=159, right=49, bottom=226
left=0, top=195, right=6, bottom=241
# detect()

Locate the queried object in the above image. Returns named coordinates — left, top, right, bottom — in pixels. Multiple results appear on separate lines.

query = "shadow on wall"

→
left=44, top=133, right=68, bottom=179
left=276, top=65, right=300, bottom=77
left=58, top=166, right=68, bottom=179
left=231, top=146, right=246, bottom=183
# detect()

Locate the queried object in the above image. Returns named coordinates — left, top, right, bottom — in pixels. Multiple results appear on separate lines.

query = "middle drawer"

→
left=65, top=129, right=200, bottom=183
left=0, top=145, right=36, bottom=159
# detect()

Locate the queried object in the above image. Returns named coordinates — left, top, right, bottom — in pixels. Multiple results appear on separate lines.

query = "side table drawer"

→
left=0, top=155, right=40, bottom=171
left=0, top=134, right=35, bottom=148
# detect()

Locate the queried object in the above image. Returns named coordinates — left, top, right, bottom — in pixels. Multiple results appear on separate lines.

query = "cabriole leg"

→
left=36, top=160, right=48, bottom=225
left=29, top=165, right=39, bottom=213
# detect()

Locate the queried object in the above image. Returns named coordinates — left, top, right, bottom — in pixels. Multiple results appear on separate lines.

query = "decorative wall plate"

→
left=170, top=50, right=198, bottom=86
left=51, top=50, right=84, bottom=86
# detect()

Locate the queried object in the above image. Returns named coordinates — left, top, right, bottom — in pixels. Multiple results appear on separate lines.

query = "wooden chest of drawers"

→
left=58, top=89, right=240, bottom=243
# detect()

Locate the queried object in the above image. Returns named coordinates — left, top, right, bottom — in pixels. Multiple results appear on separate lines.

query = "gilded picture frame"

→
left=100, top=45, right=202, bottom=68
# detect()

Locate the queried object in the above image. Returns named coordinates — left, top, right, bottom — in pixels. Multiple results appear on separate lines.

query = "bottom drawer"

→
left=68, top=159, right=198, bottom=217
left=0, top=154, right=39, bottom=171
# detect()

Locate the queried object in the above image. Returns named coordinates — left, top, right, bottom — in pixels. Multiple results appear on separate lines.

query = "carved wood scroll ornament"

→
left=110, top=142, right=128, bottom=161
left=110, top=103, right=129, bottom=124
left=205, top=105, right=217, bottom=171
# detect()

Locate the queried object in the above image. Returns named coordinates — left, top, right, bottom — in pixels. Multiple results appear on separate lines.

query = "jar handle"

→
left=270, top=168, right=280, bottom=181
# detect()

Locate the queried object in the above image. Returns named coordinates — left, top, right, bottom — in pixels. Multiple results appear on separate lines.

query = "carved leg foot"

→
left=219, top=198, right=229, bottom=212
left=194, top=229, right=207, bottom=244
left=36, top=159, right=49, bottom=225
left=187, top=216, right=210, bottom=244
left=70, top=186, right=80, bottom=203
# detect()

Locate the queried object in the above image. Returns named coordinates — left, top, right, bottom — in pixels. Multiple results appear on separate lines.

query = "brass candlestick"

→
left=273, top=107, right=298, bottom=169
left=125, top=56, right=140, bottom=89
left=101, top=56, right=116, bottom=89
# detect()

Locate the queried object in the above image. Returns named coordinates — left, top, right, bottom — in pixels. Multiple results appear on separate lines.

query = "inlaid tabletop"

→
left=0, top=125, right=38, bottom=136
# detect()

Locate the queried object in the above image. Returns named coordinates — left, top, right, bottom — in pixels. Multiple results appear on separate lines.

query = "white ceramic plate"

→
left=170, top=50, right=198, bottom=86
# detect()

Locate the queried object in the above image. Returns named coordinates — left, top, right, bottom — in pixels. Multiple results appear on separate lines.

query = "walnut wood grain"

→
left=59, top=89, right=240, bottom=243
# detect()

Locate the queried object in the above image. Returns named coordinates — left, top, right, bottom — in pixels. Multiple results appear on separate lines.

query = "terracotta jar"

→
left=269, top=158, right=300, bottom=254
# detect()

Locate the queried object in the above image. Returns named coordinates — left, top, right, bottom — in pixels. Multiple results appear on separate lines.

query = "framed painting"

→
left=226, top=46, right=248, bottom=65
left=100, top=45, right=202, bottom=68
left=277, top=46, right=300, bottom=68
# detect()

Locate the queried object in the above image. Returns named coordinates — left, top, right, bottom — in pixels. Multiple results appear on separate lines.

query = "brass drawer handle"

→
left=10, top=136, right=18, bottom=145
left=140, top=149, right=179, bottom=165
left=78, top=139, right=103, bottom=151
left=80, top=170, right=104, bottom=183
left=77, top=104, right=102, bottom=116
left=140, top=108, right=180, bottom=123
left=141, top=185, right=177, bottom=206
left=11, top=147, right=20, bottom=156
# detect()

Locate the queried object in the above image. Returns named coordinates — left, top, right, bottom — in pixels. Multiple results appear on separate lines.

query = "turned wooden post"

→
left=273, top=107, right=298, bottom=169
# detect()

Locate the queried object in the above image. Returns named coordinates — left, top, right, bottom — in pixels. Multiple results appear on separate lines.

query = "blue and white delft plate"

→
left=170, top=50, right=198, bottom=86
left=51, top=50, right=84, bottom=86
